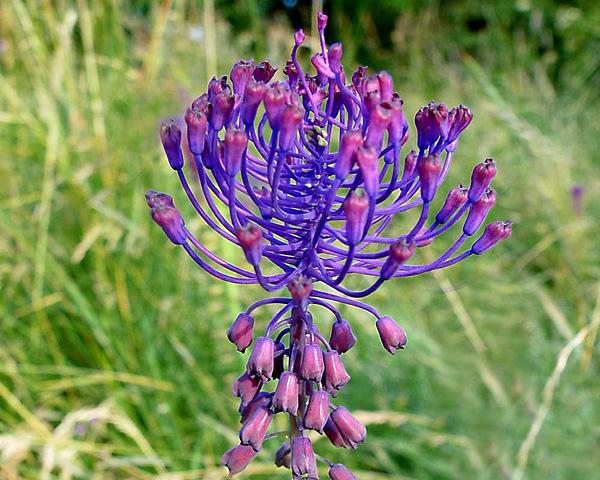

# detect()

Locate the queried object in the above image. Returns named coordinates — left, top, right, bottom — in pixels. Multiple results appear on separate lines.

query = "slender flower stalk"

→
left=147, top=12, right=511, bottom=478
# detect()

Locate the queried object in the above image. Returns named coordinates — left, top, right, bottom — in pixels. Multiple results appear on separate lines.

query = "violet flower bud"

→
left=311, top=52, right=335, bottom=79
left=377, top=71, right=394, bottom=101
left=232, top=371, right=262, bottom=405
left=230, top=59, right=255, bottom=96
left=209, top=91, right=235, bottom=131
left=253, top=60, right=277, bottom=83
left=246, top=336, right=274, bottom=381
left=239, top=405, right=273, bottom=451
left=335, top=130, right=363, bottom=179
left=145, top=190, right=174, bottom=208
left=224, top=127, right=248, bottom=177
left=300, top=343, right=325, bottom=382
left=221, top=444, right=257, bottom=477
left=151, top=206, right=186, bottom=245
left=208, top=75, right=230, bottom=100
left=264, top=82, right=291, bottom=130
left=435, top=185, right=468, bottom=224
left=329, top=319, right=357, bottom=354
left=365, top=102, right=392, bottom=151
left=288, top=275, right=313, bottom=308
left=331, top=407, right=367, bottom=449
left=317, top=11, right=328, bottom=29
left=447, top=104, right=473, bottom=144
left=401, top=150, right=418, bottom=183
left=387, top=94, right=407, bottom=145
left=279, top=102, right=305, bottom=150
left=352, top=65, right=368, bottom=92
left=356, top=145, right=379, bottom=197
left=160, top=119, right=184, bottom=170
left=329, top=464, right=357, bottom=480
left=376, top=316, right=407, bottom=354
left=343, top=191, right=370, bottom=246
left=272, top=372, right=299, bottom=415
left=463, top=188, right=496, bottom=236
left=294, top=29, right=305, bottom=45
left=415, top=102, right=449, bottom=150
left=184, top=106, right=208, bottom=156
left=241, top=78, right=266, bottom=126
left=323, top=350, right=350, bottom=393
left=303, top=390, right=330, bottom=433
left=239, top=391, right=271, bottom=423
left=283, top=60, right=300, bottom=88
left=275, top=442, right=291, bottom=468
left=291, top=436, right=318, bottom=479
left=472, top=220, right=512, bottom=254
left=273, top=340, right=286, bottom=379
left=468, top=158, right=497, bottom=202
left=236, top=224, right=263, bottom=266
left=328, top=42, right=343, bottom=74
left=380, top=240, right=416, bottom=280
left=418, top=154, right=442, bottom=202
left=324, top=417, right=350, bottom=448
left=227, top=313, right=254, bottom=353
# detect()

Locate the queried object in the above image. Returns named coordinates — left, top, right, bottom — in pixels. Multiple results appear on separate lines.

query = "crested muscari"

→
left=147, top=12, right=511, bottom=479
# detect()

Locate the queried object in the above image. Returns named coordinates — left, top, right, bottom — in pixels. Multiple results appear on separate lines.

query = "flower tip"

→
left=150, top=205, right=186, bottom=245
left=376, top=316, right=407, bottom=354
left=236, top=224, right=263, bottom=266
left=294, top=29, right=305, bottom=45
left=317, top=11, right=328, bottom=30
left=145, top=189, right=174, bottom=208
left=159, top=119, right=184, bottom=170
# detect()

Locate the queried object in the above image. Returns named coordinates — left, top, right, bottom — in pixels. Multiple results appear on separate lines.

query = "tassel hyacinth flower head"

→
left=147, top=11, right=511, bottom=479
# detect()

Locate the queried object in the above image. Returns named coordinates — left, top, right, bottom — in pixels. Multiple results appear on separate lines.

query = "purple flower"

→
left=147, top=10, right=510, bottom=477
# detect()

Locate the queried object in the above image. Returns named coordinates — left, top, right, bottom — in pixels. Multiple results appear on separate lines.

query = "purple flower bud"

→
left=275, top=442, right=291, bottom=468
left=184, top=106, right=208, bottom=156
left=380, top=240, right=416, bottom=280
left=145, top=190, right=174, bottom=208
left=241, top=78, right=266, bottom=126
left=377, top=71, right=394, bottom=101
left=436, top=185, right=468, bottom=224
left=335, top=130, right=363, bottom=179
left=264, top=82, right=291, bottom=130
left=356, top=145, right=379, bottom=197
left=230, top=59, right=255, bottom=96
left=232, top=372, right=262, bottom=405
left=291, top=436, right=318, bottom=479
left=317, top=11, right=328, bottom=30
left=283, top=60, right=299, bottom=87
left=227, top=313, right=254, bottom=353
left=329, top=319, right=356, bottom=354
left=463, top=188, right=496, bottom=236
left=239, top=405, right=273, bottom=451
left=253, top=60, right=277, bottom=83
left=246, top=336, right=274, bottom=381
left=288, top=275, right=313, bottom=308
left=401, top=150, right=418, bottom=182
left=294, top=29, right=305, bottom=45
left=418, top=154, right=442, bottom=202
left=352, top=66, right=368, bottom=92
left=328, top=43, right=343, bottom=74
left=447, top=104, right=473, bottom=144
left=300, top=343, right=324, bottom=382
left=272, top=372, right=299, bottom=415
left=468, top=158, right=496, bottom=202
left=207, top=75, right=230, bottom=100
left=329, top=464, right=357, bottom=480
left=223, top=127, right=248, bottom=176
left=236, top=224, right=263, bottom=266
left=376, top=316, right=407, bottom=354
left=311, top=52, right=335, bottom=79
left=209, top=91, right=235, bottom=131
left=303, top=390, right=330, bottom=433
left=221, top=444, right=257, bottom=476
left=472, top=220, right=512, bottom=254
left=151, top=206, right=186, bottom=245
left=343, top=191, right=370, bottom=246
left=415, top=102, right=449, bottom=150
left=160, top=120, right=184, bottom=170
left=273, top=340, right=286, bottom=379
left=239, top=391, right=270, bottom=423
left=279, top=102, right=305, bottom=150
left=324, top=417, right=350, bottom=448
left=365, top=102, right=392, bottom=151
left=331, top=407, right=366, bottom=449
left=323, top=350, right=350, bottom=393
left=387, top=94, right=407, bottom=145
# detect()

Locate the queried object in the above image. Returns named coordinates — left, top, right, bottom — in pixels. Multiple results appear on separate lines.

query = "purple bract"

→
left=147, top=12, right=511, bottom=478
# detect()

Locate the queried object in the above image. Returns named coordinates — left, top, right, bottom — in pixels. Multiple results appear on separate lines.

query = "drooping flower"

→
left=148, top=11, right=511, bottom=477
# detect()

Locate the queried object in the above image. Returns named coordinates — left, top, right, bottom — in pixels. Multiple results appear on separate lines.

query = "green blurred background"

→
left=1, top=0, right=599, bottom=478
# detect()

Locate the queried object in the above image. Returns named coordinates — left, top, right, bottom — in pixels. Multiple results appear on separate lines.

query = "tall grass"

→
left=1, top=1, right=599, bottom=479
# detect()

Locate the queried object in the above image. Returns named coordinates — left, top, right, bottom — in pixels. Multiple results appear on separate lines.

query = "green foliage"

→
left=0, top=1, right=599, bottom=479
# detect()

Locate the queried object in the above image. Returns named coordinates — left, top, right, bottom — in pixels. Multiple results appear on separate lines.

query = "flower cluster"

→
left=147, top=12, right=511, bottom=479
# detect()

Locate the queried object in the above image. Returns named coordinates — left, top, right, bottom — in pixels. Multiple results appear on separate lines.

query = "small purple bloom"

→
left=468, top=158, right=497, bottom=202
left=232, top=372, right=262, bottom=405
left=160, top=119, right=184, bottom=170
left=239, top=405, right=273, bottom=451
left=329, top=464, right=357, bottom=480
left=230, top=59, right=255, bottom=96
left=235, top=224, right=263, bottom=266
left=436, top=185, right=468, bottom=224
left=291, top=436, right=319, bottom=479
left=227, top=313, right=254, bottom=353
left=304, top=390, right=330, bottom=433
left=223, top=127, right=248, bottom=176
left=376, top=316, right=407, bottom=354
left=329, top=319, right=356, bottom=354
left=331, top=407, right=367, bottom=449
left=145, top=190, right=174, bottom=208
left=150, top=205, right=186, bottom=245
left=472, top=220, right=512, bottom=254
left=253, top=60, right=277, bottom=83
left=239, top=391, right=271, bottom=424
left=344, top=192, right=370, bottom=246
left=464, top=188, right=496, bottom=236
left=300, top=344, right=325, bottom=382
left=323, top=350, right=351, bottom=393
left=246, top=336, right=274, bottom=381
left=272, top=372, right=299, bottom=415
left=221, top=444, right=257, bottom=476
